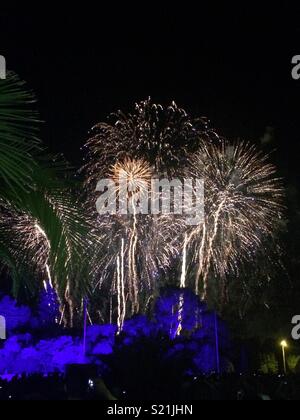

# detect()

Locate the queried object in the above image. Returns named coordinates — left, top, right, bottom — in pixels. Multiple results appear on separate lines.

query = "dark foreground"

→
left=0, top=373, right=299, bottom=400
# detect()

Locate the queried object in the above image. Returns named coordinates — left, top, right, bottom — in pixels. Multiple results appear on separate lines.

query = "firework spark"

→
left=83, top=98, right=216, bottom=193
left=82, top=99, right=284, bottom=328
left=82, top=99, right=209, bottom=326
left=0, top=208, right=52, bottom=286
left=89, top=157, right=181, bottom=321
left=183, top=140, right=284, bottom=298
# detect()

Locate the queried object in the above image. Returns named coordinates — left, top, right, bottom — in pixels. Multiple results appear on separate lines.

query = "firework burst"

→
left=82, top=99, right=284, bottom=329
left=83, top=98, right=217, bottom=191
left=89, top=158, right=181, bottom=330
left=182, top=140, right=284, bottom=298
left=82, top=99, right=210, bottom=328
left=0, top=205, right=52, bottom=289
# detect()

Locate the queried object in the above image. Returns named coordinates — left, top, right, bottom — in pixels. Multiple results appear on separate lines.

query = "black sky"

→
left=0, top=6, right=300, bottom=330
left=0, top=5, right=300, bottom=188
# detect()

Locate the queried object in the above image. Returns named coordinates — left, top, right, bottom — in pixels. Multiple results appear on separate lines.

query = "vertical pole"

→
left=83, top=298, right=88, bottom=359
left=214, top=311, right=220, bottom=375
left=282, top=346, right=287, bottom=375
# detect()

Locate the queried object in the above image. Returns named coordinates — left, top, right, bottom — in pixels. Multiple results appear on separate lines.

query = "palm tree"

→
left=0, top=73, right=92, bottom=325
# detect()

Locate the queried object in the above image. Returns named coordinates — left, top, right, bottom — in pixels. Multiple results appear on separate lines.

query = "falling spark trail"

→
left=117, top=256, right=122, bottom=334
left=202, top=197, right=227, bottom=299
left=82, top=99, right=210, bottom=322
left=81, top=101, right=284, bottom=323
left=185, top=140, right=284, bottom=300
left=195, top=223, right=206, bottom=295
left=176, top=234, right=188, bottom=337
left=120, top=238, right=126, bottom=330
left=46, top=264, right=53, bottom=289
left=117, top=238, right=126, bottom=333
left=180, top=234, right=188, bottom=289
left=59, top=305, right=66, bottom=326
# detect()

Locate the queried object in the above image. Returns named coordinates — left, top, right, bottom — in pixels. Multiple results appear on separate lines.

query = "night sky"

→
left=1, top=8, right=300, bottom=392
left=0, top=5, right=299, bottom=345
left=0, top=6, right=299, bottom=188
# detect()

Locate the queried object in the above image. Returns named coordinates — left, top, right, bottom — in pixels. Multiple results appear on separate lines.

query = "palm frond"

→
left=0, top=72, right=40, bottom=193
left=0, top=74, right=92, bottom=321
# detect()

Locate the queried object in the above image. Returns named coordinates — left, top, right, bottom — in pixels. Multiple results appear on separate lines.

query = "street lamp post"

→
left=280, top=340, right=288, bottom=375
